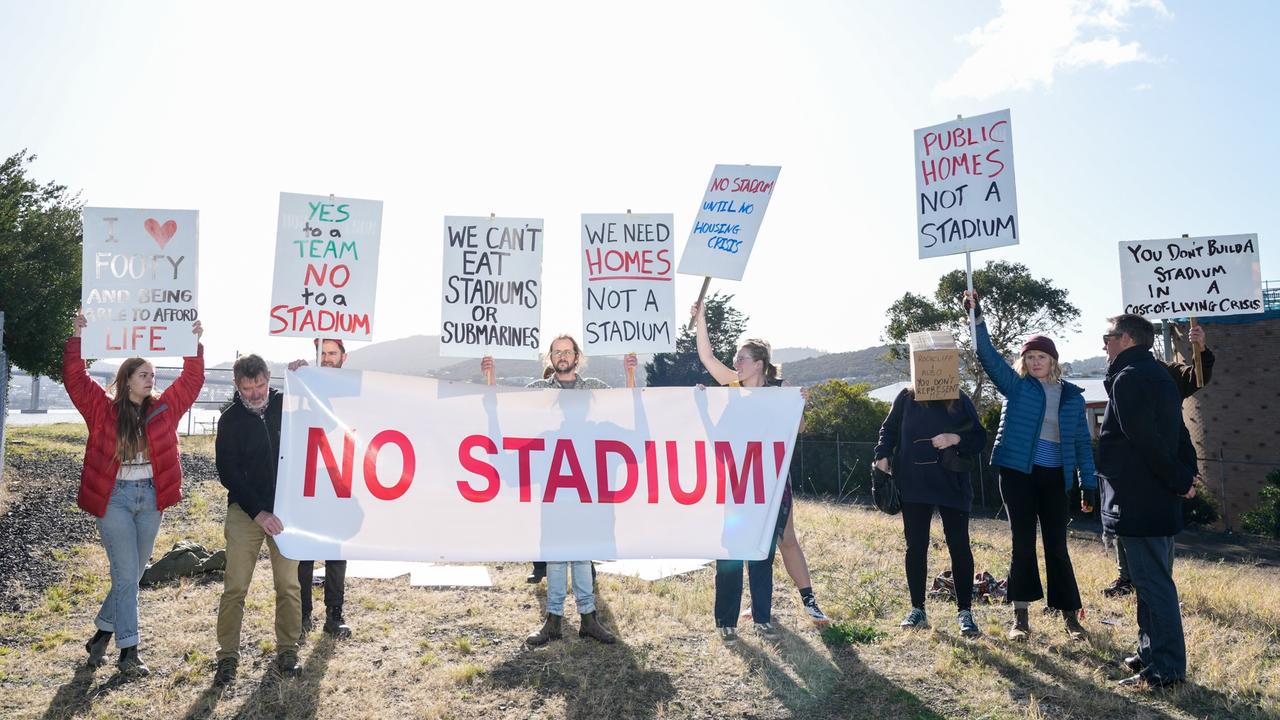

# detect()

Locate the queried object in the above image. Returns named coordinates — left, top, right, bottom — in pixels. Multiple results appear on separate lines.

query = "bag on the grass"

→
left=141, top=540, right=226, bottom=586
left=870, top=464, right=901, bottom=515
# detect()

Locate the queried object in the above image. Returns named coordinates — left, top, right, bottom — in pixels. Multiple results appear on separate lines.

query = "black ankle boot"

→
left=118, top=647, right=150, bottom=677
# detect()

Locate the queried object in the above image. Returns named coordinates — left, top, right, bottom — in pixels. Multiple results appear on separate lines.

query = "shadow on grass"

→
left=179, top=633, right=339, bottom=720
left=488, top=597, right=676, bottom=720
left=40, top=664, right=120, bottom=720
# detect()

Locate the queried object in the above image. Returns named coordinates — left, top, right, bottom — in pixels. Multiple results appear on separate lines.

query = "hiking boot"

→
left=803, top=596, right=832, bottom=626
left=117, top=647, right=150, bottom=678
left=275, top=650, right=301, bottom=677
left=85, top=631, right=111, bottom=668
left=1063, top=611, right=1088, bottom=641
left=300, top=613, right=314, bottom=635
left=957, top=609, right=981, bottom=637
left=526, top=562, right=546, bottom=584
left=899, top=607, right=929, bottom=630
left=1119, top=672, right=1184, bottom=689
left=526, top=613, right=563, bottom=647
left=1007, top=608, right=1030, bottom=642
left=718, top=626, right=739, bottom=645
left=323, top=609, right=352, bottom=639
left=213, top=657, right=238, bottom=686
left=579, top=612, right=617, bottom=644
left=1123, top=654, right=1146, bottom=673
left=1102, top=577, right=1134, bottom=598
left=754, top=622, right=780, bottom=643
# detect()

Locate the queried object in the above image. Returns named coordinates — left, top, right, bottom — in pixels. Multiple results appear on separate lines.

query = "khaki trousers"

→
left=216, top=503, right=301, bottom=660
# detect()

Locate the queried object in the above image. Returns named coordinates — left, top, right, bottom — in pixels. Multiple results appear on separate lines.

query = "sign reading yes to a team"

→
left=1118, top=234, right=1263, bottom=319
left=81, top=207, right=199, bottom=358
left=441, top=216, right=544, bottom=360
left=269, top=192, right=383, bottom=341
left=914, top=109, right=1018, bottom=259
left=676, top=165, right=780, bottom=281
left=581, top=213, right=676, bottom=355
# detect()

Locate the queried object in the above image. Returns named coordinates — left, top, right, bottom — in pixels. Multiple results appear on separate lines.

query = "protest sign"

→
left=274, top=369, right=803, bottom=561
left=676, top=165, right=780, bottom=281
left=440, top=216, right=544, bottom=360
left=269, top=192, right=383, bottom=340
left=81, top=207, right=199, bottom=358
left=581, top=213, right=676, bottom=355
left=914, top=109, right=1018, bottom=259
left=908, top=330, right=960, bottom=402
left=1118, top=234, right=1263, bottom=318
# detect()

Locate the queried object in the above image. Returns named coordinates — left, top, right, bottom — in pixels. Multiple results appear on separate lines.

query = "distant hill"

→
left=771, top=347, right=828, bottom=364
left=432, top=354, right=653, bottom=388
left=343, top=335, right=457, bottom=375
left=1063, top=355, right=1108, bottom=377
left=780, top=344, right=906, bottom=387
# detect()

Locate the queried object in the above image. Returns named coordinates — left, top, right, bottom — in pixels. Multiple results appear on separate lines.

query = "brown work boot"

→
left=578, top=611, right=617, bottom=644
left=526, top=613, right=563, bottom=647
left=1063, top=611, right=1088, bottom=641
left=1007, top=608, right=1030, bottom=642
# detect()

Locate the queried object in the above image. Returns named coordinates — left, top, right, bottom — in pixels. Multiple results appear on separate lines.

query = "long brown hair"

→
left=739, top=339, right=780, bottom=385
left=111, top=358, right=155, bottom=463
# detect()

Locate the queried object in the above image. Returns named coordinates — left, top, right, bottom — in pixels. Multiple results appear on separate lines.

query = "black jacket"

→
left=1166, top=347, right=1214, bottom=399
left=1098, top=346, right=1197, bottom=537
left=215, top=389, right=283, bottom=519
left=874, top=389, right=987, bottom=512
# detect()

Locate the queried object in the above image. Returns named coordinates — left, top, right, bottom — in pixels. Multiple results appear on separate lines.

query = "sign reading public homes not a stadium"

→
left=913, top=109, right=1019, bottom=259
left=269, top=192, right=384, bottom=341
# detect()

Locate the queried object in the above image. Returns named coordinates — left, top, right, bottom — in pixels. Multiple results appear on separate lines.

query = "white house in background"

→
left=866, top=377, right=1111, bottom=439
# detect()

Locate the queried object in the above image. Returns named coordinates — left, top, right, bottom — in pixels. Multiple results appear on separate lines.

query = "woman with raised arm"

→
left=64, top=314, right=206, bottom=676
left=691, top=300, right=829, bottom=645
left=964, top=291, right=1095, bottom=642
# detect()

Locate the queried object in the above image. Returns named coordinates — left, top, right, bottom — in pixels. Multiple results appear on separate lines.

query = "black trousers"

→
left=999, top=465, right=1082, bottom=610
left=901, top=501, right=974, bottom=610
left=297, top=560, right=347, bottom=618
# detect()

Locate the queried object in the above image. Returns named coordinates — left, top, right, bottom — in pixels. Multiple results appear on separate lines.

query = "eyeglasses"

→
left=549, top=349, right=577, bottom=358
left=1102, top=332, right=1123, bottom=344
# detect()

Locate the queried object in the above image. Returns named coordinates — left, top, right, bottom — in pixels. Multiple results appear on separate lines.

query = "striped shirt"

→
left=1032, top=438, right=1063, bottom=468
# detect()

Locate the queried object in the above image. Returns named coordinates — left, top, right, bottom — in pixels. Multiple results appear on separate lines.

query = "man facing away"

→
left=1098, top=314, right=1198, bottom=689
left=213, top=354, right=301, bottom=686
left=287, top=338, right=353, bottom=639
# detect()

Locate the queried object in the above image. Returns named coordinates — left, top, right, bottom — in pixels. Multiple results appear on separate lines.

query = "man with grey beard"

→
left=213, top=354, right=301, bottom=686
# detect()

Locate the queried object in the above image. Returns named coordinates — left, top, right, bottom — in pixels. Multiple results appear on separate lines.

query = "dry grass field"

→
left=1, top=424, right=1277, bottom=719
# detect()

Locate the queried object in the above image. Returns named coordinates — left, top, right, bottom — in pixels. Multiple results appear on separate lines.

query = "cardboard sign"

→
left=441, top=216, right=544, bottom=360
left=275, top=370, right=803, bottom=561
left=80, top=207, right=199, bottom=358
left=908, top=330, right=960, bottom=401
left=269, top=192, right=383, bottom=340
left=914, top=109, right=1018, bottom=259
left=581, top=213, right=676, bottom=355
left=676, top=164, right=780, bottom=280
left=1118, top=234, right=1263, bottom=318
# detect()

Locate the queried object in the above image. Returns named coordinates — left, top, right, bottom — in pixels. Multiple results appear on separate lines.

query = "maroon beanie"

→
left=1020, top=335, right=1058, bottom=361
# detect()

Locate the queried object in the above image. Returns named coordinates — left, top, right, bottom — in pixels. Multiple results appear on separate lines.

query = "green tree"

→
left=0, top=150, right=83, bottom=380
left=1241, top=469, right=1280, bottom=539
left=883, top=260, right=1080, bottom=413
left=644, top=293, right=747, bottom=387
left=801, top=380, right=889, bottom=442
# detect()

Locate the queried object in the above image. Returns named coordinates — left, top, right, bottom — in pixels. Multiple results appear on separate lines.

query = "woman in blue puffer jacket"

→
left=965, top=292, right=1095, bottom=643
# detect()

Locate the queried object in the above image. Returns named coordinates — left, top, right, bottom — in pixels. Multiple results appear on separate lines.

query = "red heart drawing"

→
left=144, top=218, right=178, bottom=248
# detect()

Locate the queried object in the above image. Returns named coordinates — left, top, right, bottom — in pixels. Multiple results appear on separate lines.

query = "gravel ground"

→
left=0, top=451, right=219, bottom=614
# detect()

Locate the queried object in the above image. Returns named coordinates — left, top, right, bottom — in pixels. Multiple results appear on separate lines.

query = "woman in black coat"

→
left=874, top=388, right=987, bottom=636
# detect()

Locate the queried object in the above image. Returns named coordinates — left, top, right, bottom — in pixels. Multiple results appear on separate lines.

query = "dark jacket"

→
left=874, top=389, right=987, bottom=512
left=973, top=318, right=1096, bottom=491
left=1098, top=346, right=1197, bottom=537
left=1166, top=347, right=1214, bottom=399
left=216, top=389, right=283, bottom=519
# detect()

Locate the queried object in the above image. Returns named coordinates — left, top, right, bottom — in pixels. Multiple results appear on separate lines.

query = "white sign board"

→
left=441, top=216, right=544, bottom=360
left=581, top=213, right=676, bottom=355
left=1118, top=234, right=1263, bottom=318
left=676, top=164, right=780, bottom=280
left=270, top=192, right=383, bottom=341
left=914, top=109, right=1018, bottom=259
left=81, top=207, right=199, bottom=358
left=275, top=369, right=803, bottom=561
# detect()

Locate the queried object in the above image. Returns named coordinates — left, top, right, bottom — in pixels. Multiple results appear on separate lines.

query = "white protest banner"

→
left=269, top=192, right=383, bottom=340
left=80, top=207, right=199, bottom=358
left=676, top=165, right=780, bottom=281
left=441, top=216, right=544, bottom=360
left=1118, top=234, right=1263, bottom=319
left=914, top=109, right=1018, bottom=259
left=274, top=369, right=802, bottom=561
left=581, top=213, right=676, bottom=355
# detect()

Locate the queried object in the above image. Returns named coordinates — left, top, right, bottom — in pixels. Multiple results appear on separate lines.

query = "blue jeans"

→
left=545, top=561, right=594, bottom=615
left=1121, top=535, right=1186, bottom=682
left=714, top=540, right=778, bottom=628
left=94, top=479, right=163, bottom=649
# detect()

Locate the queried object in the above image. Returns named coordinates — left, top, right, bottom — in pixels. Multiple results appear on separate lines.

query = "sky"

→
left=2, top=0, right=1277, bottom=366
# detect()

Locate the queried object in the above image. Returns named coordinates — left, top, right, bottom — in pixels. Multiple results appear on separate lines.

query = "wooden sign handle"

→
left=1189, top=316, right=1204, bottom=389
left=687, top=276, right=712, bottom=331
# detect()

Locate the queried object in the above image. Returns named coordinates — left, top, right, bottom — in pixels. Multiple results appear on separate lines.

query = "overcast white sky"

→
left=3, top=0, right=1276, bottom=365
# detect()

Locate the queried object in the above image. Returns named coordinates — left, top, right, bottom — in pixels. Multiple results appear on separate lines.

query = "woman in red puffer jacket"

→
left=63, top=313, right=205, bottom=677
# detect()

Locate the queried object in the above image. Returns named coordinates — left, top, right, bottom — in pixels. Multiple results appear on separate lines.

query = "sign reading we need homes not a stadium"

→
left=676, top=164, right=780, bottom=281
left=273, top=369, right=803, bottom=562
left=581, top=213, right=676, bottom=355
left=913, top=109, right=1018, bottom=259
